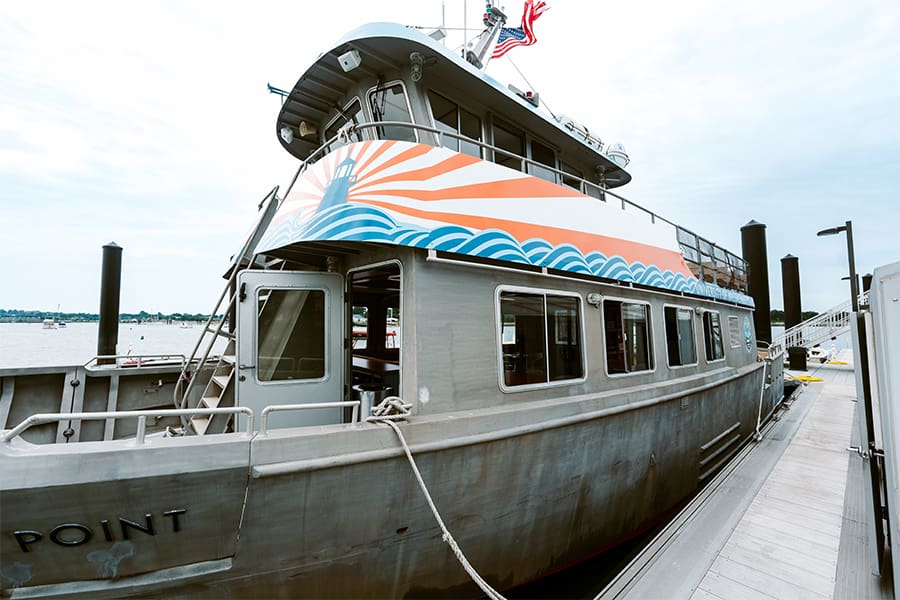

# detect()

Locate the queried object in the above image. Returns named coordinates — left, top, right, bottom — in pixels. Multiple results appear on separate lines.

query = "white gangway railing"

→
left=772, top=291, right=869, bottom=353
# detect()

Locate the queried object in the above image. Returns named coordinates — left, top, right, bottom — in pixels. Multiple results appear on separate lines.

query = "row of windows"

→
left=322, top=84, right=606, bottom=198
left=499, top=290, right=730, bottom=390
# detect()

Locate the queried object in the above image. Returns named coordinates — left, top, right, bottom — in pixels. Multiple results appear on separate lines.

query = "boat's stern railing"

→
left=2, top=400, right=372, bottom=445
left=1, top=407, right=255, bottom=445
left=85, top=354, right=188, bottom=369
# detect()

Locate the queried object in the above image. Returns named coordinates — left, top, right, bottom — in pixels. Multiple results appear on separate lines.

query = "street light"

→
left=817, top=220, right=859, bottom=312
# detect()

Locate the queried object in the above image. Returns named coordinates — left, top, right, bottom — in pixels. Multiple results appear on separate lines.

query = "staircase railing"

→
left=173, top=186, right=281, bottom=412
left=772, top=290, right=869, bottom=353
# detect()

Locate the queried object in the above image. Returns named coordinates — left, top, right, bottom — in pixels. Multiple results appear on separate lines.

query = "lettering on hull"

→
left=11, top=509, right=186, bottom=553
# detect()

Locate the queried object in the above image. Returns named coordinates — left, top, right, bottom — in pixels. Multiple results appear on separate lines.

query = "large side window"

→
left=428, top=91, right=483, bottom=157
left=604, top=300, right=653, bottom=374
left=500, top=291, right=583, bottom=388
left=257, top=289, right=325, bottom=381
left=664, top=306, right=697, bottom=367
left=369, top=83, right=416, bottom=142
left=703, top=310, right=725, bottom=361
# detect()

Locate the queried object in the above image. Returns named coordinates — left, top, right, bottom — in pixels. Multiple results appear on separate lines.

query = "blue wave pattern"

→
left=257, top=203, right=753, bottom=306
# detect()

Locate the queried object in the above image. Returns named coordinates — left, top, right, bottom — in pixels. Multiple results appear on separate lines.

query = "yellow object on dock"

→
left=827, top=360, right=849, bottom=365
left=787, top=374, right=824, bottom=382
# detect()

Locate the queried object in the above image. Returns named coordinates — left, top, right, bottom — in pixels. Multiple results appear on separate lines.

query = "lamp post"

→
left=817, top=220, right=858, bottom=311
left=819, top=220, right=885, bottom=569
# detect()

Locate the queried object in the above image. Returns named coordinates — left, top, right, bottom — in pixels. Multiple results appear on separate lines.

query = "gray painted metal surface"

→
left=870, top=261, right=900, bottom=598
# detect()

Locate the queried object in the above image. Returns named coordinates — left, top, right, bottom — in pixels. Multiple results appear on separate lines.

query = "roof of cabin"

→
left=275, top=22, right=631, bottom=187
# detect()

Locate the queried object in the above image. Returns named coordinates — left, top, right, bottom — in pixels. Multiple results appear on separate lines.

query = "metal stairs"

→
left=174, top=187, right=281, bottom=435
left=772, top=291, right=868, bottom=353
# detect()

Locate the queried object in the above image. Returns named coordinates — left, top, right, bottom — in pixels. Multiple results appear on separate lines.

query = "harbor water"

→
left=0, top=322, right=224, bottom=368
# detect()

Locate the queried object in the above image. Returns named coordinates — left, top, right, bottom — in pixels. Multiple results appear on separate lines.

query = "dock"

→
left=599, top=351, right=894, bottom=600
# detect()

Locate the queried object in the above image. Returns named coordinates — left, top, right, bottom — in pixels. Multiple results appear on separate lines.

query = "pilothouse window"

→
left=528, top=140, right=557, bottom=183
left=428, top=91, right=483, bottom=157
left=492, top=121, right=525, bottom=171
left=323, top=98, right=364, bottom=149
left=369, top=83, right=416, bottom=142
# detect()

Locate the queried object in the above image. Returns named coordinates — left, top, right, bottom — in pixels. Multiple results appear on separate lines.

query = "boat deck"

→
left=598, top=351, right=894, bottom=600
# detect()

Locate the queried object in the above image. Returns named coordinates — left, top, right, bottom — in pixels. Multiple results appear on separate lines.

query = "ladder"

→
left=174, top=187, right=281, bottom=434
left=771, top=290, right=869, bottom=353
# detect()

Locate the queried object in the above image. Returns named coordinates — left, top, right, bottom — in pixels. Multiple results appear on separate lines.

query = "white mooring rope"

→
left=367, top=397, right=507, bottom=600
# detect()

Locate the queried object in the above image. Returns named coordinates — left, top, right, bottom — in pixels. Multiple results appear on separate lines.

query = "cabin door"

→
left=236, top=271, right=344, bottom=430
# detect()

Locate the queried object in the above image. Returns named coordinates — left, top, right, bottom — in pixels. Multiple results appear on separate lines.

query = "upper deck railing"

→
left=281, top=121, right=748, bottom=296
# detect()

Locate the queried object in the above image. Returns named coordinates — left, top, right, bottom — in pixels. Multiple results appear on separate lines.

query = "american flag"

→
left=491, top=0, right=550, bottom=59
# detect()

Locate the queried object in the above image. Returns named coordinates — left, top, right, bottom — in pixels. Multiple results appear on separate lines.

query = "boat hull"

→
left=1, top=361, right=777, bottom=597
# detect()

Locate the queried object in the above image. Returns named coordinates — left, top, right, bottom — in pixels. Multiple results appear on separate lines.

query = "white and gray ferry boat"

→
left=1, top=8, right=783, bottom=598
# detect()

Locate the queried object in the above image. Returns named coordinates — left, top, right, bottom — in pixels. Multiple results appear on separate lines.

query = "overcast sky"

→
left=2, top=1, right=898, bottom=314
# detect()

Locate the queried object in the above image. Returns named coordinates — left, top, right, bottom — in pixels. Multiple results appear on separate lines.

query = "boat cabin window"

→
left=528, top=140, right=557, bottom=183
left=428, top=91, right=483, bottom=157
left=702, top=310, right=725, bottom=361
left=323, top=98, right=364, bottom=150
left=499, top=290, right=584, bottom=389
left=664, top=305, right=697, bottom=367
left=369, top=83, right=416, bottom=142
left=256, top=289, right=326, bottom=381
left=604, top=300, right=653, bottom=374
left=492, top=121, right=525, bottom=171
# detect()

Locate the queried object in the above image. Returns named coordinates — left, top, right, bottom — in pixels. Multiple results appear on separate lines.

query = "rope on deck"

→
left=367, top=397, right=507, bottom=600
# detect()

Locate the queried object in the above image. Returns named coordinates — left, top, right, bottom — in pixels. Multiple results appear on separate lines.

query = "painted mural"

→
left=257, top=140, right=753, bottom=306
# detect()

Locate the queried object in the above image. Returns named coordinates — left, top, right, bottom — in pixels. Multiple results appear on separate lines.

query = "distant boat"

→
left=41, top=318, right=57, bottom=329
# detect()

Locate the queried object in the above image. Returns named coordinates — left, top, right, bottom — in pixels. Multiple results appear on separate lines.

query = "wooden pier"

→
left=599, top=352, right=894, bottom=600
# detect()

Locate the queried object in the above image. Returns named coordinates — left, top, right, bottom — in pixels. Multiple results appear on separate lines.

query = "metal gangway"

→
left=772, top=290, right=869, bottom=353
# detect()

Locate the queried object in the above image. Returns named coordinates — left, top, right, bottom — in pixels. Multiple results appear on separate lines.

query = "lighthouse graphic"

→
left=317, top=157, right=357, bottom=214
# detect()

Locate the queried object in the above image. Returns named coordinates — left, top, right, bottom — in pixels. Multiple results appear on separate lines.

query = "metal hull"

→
left=1, top=362, right=778, bottom=598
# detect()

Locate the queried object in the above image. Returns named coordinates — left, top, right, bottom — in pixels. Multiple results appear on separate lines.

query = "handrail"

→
left=85, top=354, right=187, bottom=369
left=771, top=290, right=868, bottom=352
left=259, top=401, right=361, bottom=435
left=2, top=407, right=255, bottom=444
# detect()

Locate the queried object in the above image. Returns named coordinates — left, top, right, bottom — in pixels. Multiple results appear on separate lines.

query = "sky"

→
left=1, top=0, right=898, bottom=314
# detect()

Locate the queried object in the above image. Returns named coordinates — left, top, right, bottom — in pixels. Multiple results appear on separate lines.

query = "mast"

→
left=465, top=1, right=507, bottom=69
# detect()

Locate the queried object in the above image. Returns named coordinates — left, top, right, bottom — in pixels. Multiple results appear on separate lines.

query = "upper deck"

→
left=267, top=22, right=751, bottom=307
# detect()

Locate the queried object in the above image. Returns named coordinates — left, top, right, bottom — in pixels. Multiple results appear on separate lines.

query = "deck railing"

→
left=1, top=407, right=255, bottom=444
left=771, top=291, right=869, bottom=353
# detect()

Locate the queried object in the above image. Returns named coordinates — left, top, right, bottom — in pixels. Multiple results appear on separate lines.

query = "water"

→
left=0, top=322, right=220, bottom=368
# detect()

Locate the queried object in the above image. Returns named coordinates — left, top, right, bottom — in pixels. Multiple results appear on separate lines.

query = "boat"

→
left=1, top=7, right=784, bottom=598
left=40, top=318, right=57, bottom=330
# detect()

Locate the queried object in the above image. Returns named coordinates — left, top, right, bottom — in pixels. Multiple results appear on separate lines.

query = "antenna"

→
left=465, top=1, right=507, bottom=69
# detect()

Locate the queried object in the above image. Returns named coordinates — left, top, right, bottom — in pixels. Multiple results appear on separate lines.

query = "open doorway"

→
left=349, top=262, right=401, bottom=400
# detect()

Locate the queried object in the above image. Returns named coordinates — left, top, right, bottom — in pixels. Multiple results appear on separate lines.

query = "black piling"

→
left=97, top=242, right=123, bottom=365
left=740, top=220, right=772, bottom=345
left=781, top=254, right=802, bottom=330
left=781, top=254, right=806, bottom=370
